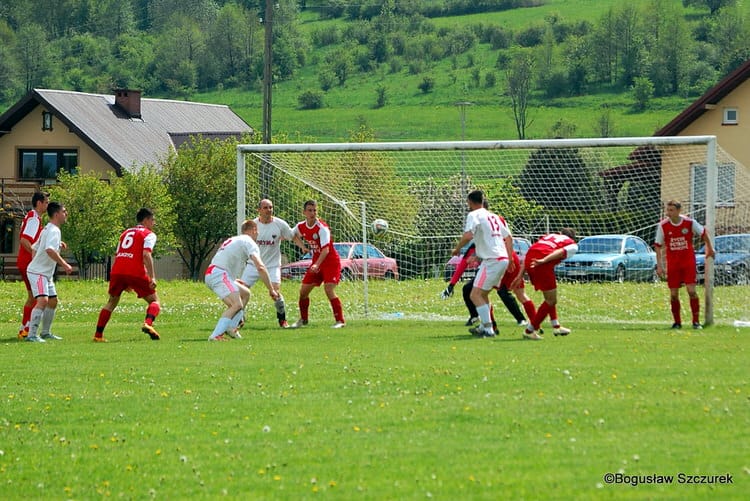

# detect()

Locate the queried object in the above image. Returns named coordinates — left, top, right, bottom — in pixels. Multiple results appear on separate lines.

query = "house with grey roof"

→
left=0, top=88, right=253, bottom=274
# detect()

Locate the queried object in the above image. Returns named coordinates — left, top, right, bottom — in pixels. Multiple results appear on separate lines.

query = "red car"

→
left=281, top=242, right=399, bottom=280
left=444, top=237, right=531, bottom=281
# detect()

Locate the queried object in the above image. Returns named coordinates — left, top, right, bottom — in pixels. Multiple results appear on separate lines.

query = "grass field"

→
left=1, top=279, right=748, bottom=499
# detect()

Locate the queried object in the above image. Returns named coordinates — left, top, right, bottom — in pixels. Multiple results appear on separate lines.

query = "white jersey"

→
left=463, top=207, right=511, bottom=260
left=210, top=234, right=260, bottom=279
left=253, top=216, right=294, bottom=267
left=27, top=222, right=63, bottom=277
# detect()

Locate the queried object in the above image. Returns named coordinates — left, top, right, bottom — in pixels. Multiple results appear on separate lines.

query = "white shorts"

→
left=473, top=258, right=509, bottom=291
left=204, top=266, right=239, bottom=300
left=28, top=272, right=57, bottom=298
left=241, top=264, right=281, bottom=287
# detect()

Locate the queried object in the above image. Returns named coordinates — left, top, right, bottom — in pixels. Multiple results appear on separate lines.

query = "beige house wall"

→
left=0, top=104, right=113, bottom=180
left=659, top=82, right=750, bottom=233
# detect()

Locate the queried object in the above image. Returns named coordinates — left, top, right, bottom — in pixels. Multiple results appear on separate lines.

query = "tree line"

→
left=0, top=0, right=746, bottom=113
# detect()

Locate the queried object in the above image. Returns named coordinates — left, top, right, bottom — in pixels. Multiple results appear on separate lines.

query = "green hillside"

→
left=2, top=0, right=748, bottom=142
left=193, top=0, right=715, bottom=142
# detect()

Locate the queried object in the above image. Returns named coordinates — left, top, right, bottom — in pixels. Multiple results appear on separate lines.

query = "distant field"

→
left=198, top=0, right=706, bottom=142
left=1, top=279, right=748, bottom=499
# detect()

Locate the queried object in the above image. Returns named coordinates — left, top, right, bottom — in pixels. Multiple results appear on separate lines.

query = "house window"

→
left=690, top=162, right=736, bottom=220
left=723, top=107, right=738, bottom=125
left=42, top=111, right=53, bottom=131
left=18, top=149, right=78, bottom=180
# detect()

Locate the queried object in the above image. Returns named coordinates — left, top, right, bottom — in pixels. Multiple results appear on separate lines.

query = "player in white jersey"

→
left=204, top=219, right=279, bottom=341
left=241, top=199, right=307, bottom=328
left=451, top=190, right=514, bottom=338
left=25, top=202, right=73, bottom=342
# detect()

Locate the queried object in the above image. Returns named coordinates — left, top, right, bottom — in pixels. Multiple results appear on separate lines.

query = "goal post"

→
left=237, top=136, right=750, bottom=325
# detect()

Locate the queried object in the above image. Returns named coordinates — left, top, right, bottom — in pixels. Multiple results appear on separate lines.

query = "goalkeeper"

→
left=441, top=242, right=535, bottom=331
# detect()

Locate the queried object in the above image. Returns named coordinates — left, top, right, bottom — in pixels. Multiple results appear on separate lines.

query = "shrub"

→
left=418, top=76, right=435, bottom=94
left=375, top=85, right=387, bottom=108
left=298, top=90, right=324, bottom=109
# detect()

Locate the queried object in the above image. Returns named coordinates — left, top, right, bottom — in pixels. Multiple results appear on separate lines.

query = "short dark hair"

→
left=136, top=207, right=154, bottom=223
left=303, top=200, right=317, bottom=210
left=467, top=190, right=484, bottom=205
left=561, top=227, right=576, bottom=239
left=31, top=192, right=48, bottom=207
left=241, top=219, right=257, bottom=233
left=47, top=201, right=64, bottom=218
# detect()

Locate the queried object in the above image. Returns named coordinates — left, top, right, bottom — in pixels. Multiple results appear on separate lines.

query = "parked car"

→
left=443, top=237, right=532, bottom=281
left=555, top=234, right=658, bottom=283
left=696, top=233, right=750, bottom=285
left=281, top=242, right=399, bottom=280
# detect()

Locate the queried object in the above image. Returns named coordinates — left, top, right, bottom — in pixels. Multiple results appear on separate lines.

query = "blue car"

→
left=696, top=233, right=750, bottom=286
left=555, top=234, right=658, bottom=283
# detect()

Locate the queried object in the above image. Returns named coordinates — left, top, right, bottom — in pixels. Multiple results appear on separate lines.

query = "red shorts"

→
left=109, top=274, right=155, bottom=298
left=666, top=261, right=697, bottom=289
left=20, top=266, right=31, bottom=291
left=302, top=258, right=341, bottom=286
left=500, top=253, right=524, bottom=289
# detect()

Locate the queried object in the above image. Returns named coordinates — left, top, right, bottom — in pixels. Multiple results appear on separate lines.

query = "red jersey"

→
left=527, top=234, right=578, bottom=264
left=293, top=219, right=340, bottom=263
left=110, top=225, right=157, bottom=277
left=17, top=209, right=44, bottom=270
left=654, top=216, right=703, bottom=268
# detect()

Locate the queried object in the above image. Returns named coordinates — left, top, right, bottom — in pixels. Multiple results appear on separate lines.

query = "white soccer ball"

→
left=371, top=218, right=389, bottom=236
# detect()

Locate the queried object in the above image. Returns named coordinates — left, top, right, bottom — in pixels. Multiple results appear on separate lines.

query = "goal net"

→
left=237, top=136, right=750, bottom=324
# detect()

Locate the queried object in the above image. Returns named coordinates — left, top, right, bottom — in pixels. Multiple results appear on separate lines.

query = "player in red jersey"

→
left=512, top=229, right=578, bottom=340
left=289, top=200, right=345, bottom=328
left=654, top=200, right=714, bottom=329
left=93, top=208, right=162, bottom=342
left=16, top=192, right=50, bottom=339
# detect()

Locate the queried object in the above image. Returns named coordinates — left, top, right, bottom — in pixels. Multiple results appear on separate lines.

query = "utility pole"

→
left=454, top=101, right=473, bottom=197
left=260, top=0, right=274, bottom=198
left=262, top=0, right=273, bottom=144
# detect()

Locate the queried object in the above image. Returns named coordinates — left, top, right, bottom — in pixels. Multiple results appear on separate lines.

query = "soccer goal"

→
left=237, top=136, right=750, bottom=324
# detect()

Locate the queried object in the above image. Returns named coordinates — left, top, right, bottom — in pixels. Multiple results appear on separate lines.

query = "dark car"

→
left=443, top=237, right=531, bottom=281
left=555, top=234, right=658, bottom=283
left=696, top=233, right=750, bottom=285
left=281, top=242, right=399, bottom=281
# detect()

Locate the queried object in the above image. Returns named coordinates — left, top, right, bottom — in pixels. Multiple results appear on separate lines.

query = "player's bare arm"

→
left=251, top=255, right=279, bottom=299
left=46, top=248, right=73, bottom=274
left=143, top=251, right=157, bottom=288
left=452, top=232, right=473, bottom=256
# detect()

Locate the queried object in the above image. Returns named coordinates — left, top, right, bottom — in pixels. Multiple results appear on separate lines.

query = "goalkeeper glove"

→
left=440, top=283, right=454, bottom=299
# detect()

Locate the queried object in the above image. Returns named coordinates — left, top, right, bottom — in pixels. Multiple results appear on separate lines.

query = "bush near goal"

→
left=237, top=137, right=750, bottom=324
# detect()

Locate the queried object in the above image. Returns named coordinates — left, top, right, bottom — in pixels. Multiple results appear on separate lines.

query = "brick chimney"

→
left=114, top=89, right=142, bottom=119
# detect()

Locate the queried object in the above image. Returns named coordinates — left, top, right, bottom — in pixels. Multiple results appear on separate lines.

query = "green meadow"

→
left=1, top=279, right=748, bottom=499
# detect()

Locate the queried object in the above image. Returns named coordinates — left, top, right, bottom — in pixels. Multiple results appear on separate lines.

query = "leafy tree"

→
left=613, top=4, right=645, bottom=87
left=375, top=85, right=387, bottom=108
left=161, top=136, right=237, bottom=280
left=682, top=0, right=736, bottom=15
left=519, top=148, right=601, bottom=211
left=479, top=178, right=544, bottom=238
left=14, top=23, right=54, bottom=91
left=112, top=165, right=178, bottom=257
left=564, top=35, right=589, bottom=95
left=588, top=8, right=617, bottom=84
left=47, top=172, right=125, bottom=278
left=155, top=16, right=204, bottom=94
left=707, top=4, right=750, bottom=73
left=645, top=0, right=693, bottom=95
left=632, top=76, right=654, bottom=111
left=505, top=50, right=535, bottom=139
left=0, top=20, right=20, bottom=102
left=205, top=3, right=253, bottom=85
